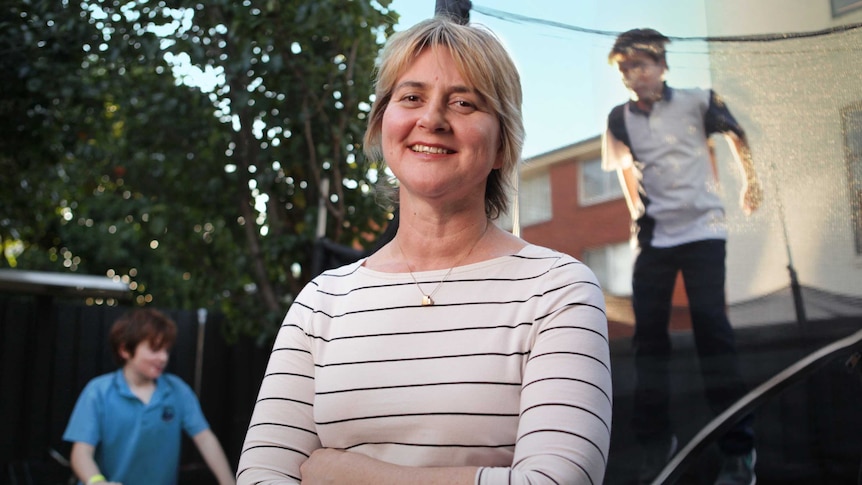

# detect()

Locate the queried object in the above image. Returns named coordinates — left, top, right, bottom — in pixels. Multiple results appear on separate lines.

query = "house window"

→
left=582, top=242, right=633, bottom=296
left=843, top=103, right=862, bottom=255
left=517, top=171, right=552, bottom=227
left=579, top=158, right=622, bottom=206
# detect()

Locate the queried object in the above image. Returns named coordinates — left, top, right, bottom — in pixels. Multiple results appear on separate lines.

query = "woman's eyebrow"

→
left=449, top=85, right=474, bottom=95
left=393, top=80, right=425, bottom=92
left=393, top=80, right=475, bottom=95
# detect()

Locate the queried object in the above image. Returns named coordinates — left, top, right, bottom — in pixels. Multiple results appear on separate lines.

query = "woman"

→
left=237, top=17, right=611, bottom=485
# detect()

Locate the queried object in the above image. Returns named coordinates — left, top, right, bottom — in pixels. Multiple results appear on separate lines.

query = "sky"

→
left=386, top=0, right=712, bottom=158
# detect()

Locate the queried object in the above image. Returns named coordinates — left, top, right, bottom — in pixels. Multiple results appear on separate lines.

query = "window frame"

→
left=582, top=242, right=633, bottom=296
left=517, top=171, right=553, bottom=228
left=578, top=157, right=623, bottom=206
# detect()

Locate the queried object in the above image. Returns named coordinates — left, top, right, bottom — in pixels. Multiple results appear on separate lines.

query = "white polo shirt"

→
left=602, top=86, right=744, bottom=248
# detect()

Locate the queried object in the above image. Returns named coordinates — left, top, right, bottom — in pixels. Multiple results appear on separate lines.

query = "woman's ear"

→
left=493, top=153, right=504, bottom=170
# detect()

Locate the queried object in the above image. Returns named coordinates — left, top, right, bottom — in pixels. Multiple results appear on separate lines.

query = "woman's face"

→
left=381, top=46, right=502, bottom=208
left=616, top=51, right=666, bottom=102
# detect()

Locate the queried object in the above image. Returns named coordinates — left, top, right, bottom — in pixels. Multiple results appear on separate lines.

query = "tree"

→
left=1, top=0, right=398, bottom=341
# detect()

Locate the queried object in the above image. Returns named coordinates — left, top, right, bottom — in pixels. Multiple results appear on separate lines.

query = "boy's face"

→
left=615, top=51, right=666, bottom=103
left=121, top=339, right=170, bottom=382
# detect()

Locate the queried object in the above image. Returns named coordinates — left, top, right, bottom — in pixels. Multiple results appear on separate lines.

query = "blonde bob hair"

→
left=363, top=17, right=524, bottom=220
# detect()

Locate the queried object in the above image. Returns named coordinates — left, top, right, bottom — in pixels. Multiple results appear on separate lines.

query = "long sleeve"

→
left=477, top=252, right=611, bottom=484
left=236, top=290, right=319, bottom=484
left=237, top=246, right=612, bottom=485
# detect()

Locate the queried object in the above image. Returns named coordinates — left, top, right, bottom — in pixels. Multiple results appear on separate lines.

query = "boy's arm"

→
left=602, top=127, right=642, bottom=220
left=192, top=429, right=236, bottom=485
left=724, top=131, right=763, bottom=215
left=617, top=166, right=642, bottom=220
left=69, top=442, right=122, bottom=484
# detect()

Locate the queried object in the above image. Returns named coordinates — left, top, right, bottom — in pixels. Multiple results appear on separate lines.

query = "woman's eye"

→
left=452, top=100, right=477, bottom=112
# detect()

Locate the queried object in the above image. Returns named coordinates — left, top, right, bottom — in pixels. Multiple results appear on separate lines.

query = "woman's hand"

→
left=299, top=448, right=475, bottom=485
left=300, top=449, right=350, bottom=485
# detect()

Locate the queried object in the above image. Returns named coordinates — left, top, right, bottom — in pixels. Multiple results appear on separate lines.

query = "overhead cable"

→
left=472, top=4, right=862, bottom=42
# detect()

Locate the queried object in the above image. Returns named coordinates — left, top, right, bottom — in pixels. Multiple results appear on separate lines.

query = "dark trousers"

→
left=631, top=239, right=754, bottom=455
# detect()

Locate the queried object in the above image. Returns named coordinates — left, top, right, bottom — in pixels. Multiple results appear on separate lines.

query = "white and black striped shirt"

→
left=238, top=245, right=612, bottom=485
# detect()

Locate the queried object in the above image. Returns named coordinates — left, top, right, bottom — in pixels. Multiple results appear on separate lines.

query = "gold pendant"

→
left=421, top=295, right=434, bottom=306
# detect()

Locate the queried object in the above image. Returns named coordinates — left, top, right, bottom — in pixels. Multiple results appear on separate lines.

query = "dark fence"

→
left=2, top=293, right=861, bottom=484
left=0, top=294, right=269, bottom=484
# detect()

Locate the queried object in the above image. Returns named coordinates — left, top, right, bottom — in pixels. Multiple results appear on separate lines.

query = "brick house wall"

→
left=521, top=156, right=631, bottom=261
left=517, top=136, right=693, bottom=338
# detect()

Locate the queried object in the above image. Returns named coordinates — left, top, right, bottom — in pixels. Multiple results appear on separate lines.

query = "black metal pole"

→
left=435, top=0, right=472, bottom=24
left=788, top=264, right=807, bottom=324
left=773, top=173, right=807, bottom=325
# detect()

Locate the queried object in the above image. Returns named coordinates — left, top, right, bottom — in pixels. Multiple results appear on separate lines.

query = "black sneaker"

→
left=715, top=449, right=756, bottom=485
left=637, top=434, right=678, bottom=484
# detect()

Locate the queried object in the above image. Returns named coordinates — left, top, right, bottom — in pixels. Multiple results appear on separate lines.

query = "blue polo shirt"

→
left=63, top=369, right=210, bottom=485
left=603, top=84, right=746, bottom=248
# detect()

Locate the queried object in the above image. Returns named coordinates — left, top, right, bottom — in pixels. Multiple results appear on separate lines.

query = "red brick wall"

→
left=520, top=156, right=691, bottom=330
left=521, top=158, right=630, bottom=261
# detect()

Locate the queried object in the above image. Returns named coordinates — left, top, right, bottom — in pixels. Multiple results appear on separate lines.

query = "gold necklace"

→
left=397, top=222, right=489, bottom=306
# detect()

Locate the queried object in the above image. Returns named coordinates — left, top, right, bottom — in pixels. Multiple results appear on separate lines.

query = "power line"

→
left=472, top=3, right=862, bottom=42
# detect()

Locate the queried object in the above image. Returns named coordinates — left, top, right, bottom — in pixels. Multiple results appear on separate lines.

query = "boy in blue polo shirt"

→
left=63, top=308, right=235, bottom=485
left=602, top=28, right=761, bottom=485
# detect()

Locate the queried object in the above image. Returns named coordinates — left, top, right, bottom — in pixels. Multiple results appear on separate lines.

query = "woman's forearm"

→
left=300, top=448, right=477, bottom=485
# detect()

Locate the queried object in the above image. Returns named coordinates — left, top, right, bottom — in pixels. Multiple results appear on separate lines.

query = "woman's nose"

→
left=417, top=102, right=450, bottom=132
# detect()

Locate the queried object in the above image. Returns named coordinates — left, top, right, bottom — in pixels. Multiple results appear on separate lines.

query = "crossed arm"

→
left=299, top=449, right=475, bottom=485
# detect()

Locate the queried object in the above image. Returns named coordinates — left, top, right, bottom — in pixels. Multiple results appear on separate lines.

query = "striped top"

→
left=237, top=244, right=612, bottom=485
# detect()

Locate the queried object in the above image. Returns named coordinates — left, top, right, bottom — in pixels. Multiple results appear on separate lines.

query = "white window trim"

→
left=578, top=158, right=623, bottom=207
